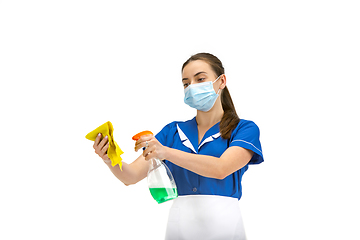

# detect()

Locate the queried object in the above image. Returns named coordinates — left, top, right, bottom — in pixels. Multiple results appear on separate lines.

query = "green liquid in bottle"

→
left=149, top=188, right=178, bottom=204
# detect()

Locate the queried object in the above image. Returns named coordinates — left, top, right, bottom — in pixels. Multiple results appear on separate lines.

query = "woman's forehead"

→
left=182, top=60, right=213, bottom=77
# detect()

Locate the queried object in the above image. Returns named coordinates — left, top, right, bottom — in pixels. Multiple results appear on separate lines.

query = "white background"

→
left=1, top=0, right=359, bottom=239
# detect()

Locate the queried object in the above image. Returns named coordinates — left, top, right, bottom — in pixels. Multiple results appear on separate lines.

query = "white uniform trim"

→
left=177, top=124, right=188, bottom=142
left=177, top=124, right=221, bottom=153
left=177, top=124, right=197, bottom=153
left=183, top=140, right=197, bottom=153
left=231, top=139, right=262, bottom=154
left=198, top=132, right=221, bottom=149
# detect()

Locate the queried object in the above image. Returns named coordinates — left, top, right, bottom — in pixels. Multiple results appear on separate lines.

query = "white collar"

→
left=177, top=124, right=221, bottom=153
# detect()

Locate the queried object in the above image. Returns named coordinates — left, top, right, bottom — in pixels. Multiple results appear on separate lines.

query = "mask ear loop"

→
left=214, top=74, right=223, bottom=94
left=213, top=74, right=222, bottom=83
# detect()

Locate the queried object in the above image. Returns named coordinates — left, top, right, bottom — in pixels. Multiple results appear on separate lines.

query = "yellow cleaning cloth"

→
left=85, top=121, right=123, bottom=170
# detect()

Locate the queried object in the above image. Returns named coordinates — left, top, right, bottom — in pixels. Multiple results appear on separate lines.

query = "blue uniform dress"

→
left=156, top=117, right=263, bottom=240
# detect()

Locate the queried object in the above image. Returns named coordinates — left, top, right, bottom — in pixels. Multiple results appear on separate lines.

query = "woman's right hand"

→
left=93, top=133, right=111, bottom=163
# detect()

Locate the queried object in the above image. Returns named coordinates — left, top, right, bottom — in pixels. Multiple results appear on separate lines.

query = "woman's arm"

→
left=104, top=155, right=148, bottom=185
left=94, top=134, right=148, bottom=185
left=165, top=146, right=253, bottom=179
left=135, top=135, right=253, bottom=180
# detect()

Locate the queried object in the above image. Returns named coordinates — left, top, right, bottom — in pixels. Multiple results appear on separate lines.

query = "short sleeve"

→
left=229, top=120, right=264, bottom=165
left=155, top=121, right=178, bottom=147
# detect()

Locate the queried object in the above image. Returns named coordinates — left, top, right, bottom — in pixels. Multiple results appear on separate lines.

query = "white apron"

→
left=165, top=195, right=246, bottom=240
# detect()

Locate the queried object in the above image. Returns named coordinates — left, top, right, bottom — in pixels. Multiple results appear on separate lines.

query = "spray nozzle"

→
left=132, top=130, right=154, bottom=141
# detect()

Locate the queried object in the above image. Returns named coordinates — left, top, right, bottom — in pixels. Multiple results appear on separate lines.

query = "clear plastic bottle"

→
left=132, top=131, right=178, bottom=204
left=148, top=158, right=178, bottom=204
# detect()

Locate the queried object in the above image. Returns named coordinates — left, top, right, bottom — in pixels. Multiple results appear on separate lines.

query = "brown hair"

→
left=182, top=53, right=240, bottom=139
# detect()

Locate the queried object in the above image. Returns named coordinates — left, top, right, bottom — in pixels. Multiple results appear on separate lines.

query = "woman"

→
left=93, top=53, right=264, bottom=239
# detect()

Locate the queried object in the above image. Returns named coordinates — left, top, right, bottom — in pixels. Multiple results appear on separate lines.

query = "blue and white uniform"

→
left=156, top=117, right=263, bottom=240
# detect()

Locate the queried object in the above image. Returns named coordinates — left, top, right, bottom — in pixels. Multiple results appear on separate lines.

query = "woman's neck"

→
left=195, top=99, right=224, bottom=128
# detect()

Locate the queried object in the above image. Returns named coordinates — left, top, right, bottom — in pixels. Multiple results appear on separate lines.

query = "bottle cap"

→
left=132, top=130, right=154, bottom=141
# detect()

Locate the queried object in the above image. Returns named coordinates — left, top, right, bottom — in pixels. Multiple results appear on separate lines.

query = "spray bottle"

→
left=132, top=131, right=178, bottom=204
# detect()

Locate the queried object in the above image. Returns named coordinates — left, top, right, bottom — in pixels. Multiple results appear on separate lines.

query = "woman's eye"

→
left=198, top=78, right=205, bottom=82
left=183, top=83, right=189, bottom=88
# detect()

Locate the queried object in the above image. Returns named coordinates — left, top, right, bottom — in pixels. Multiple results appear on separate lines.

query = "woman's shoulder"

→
left=156, top=118, right=195, bottom=146
left=162, top=117, right=196, bottom=130
left=236, top=118, right=259, bottom=129
left=231, top=118, right=260, bottom=138
left=156, top=117, right=194, bottom=135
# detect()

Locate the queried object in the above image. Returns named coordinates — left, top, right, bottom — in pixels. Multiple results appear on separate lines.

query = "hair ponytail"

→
left=219, top=86, right=240, bottom=139
left=182, top=53, right=240, bottom=139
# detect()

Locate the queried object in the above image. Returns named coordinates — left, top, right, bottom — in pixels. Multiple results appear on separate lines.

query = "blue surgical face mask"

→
left=184, top=75, right=221, bottom=112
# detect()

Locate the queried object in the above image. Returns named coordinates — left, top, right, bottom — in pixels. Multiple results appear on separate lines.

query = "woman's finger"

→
left=135, top=139, right=148, bottom=152
left=98, top=135, right=108, bottom=150
left=134, top=141, right=142, bottom=152
left=144, top=149, right=157, bottom=161
left=93, top=133, right=102, bottom=148
left=102, top=141, right=109, bottom=154
left=92, top=133, right=111, bottom=163
left=142, top=144, right=154, bottom=158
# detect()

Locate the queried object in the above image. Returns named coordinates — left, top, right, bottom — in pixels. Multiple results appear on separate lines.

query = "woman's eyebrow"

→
left=182, top=71, right=207, bottom=81
left=194, top=71, right=207, bottom=77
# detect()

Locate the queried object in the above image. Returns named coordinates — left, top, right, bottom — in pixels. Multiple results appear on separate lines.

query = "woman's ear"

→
left=219, top=74, right=227, bottom=90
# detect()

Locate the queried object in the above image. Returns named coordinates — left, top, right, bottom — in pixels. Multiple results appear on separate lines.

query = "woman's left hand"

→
left=134, top=134, right=167, bottom=161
